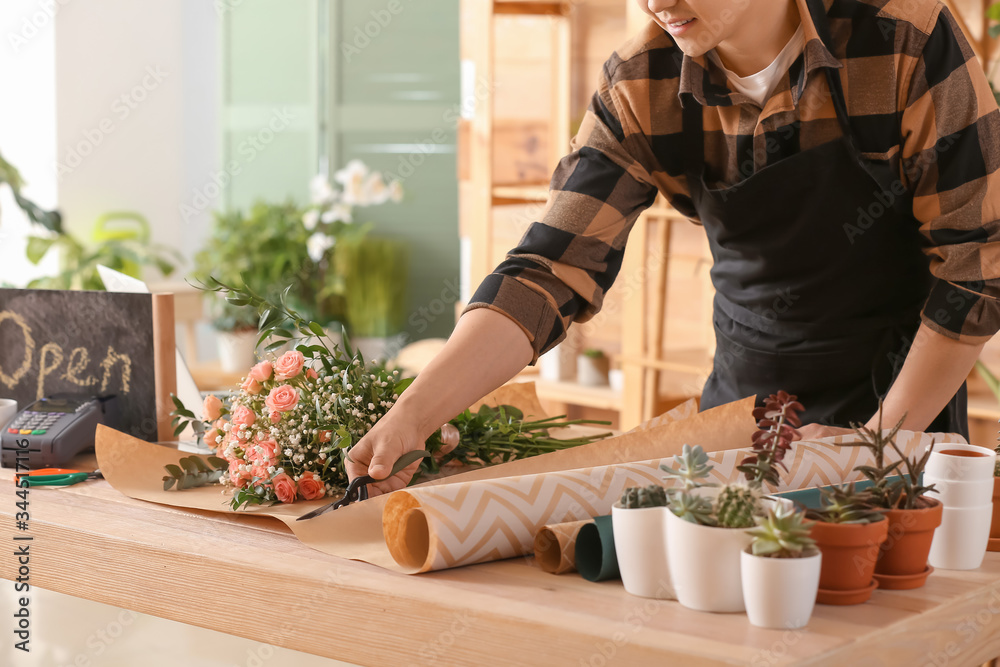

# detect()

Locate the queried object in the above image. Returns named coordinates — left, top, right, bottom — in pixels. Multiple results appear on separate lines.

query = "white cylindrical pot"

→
left=611, top=505, right=675, bottom=600
left=924, top=476, right=994, bottom=508
left=665, top=507, right=752, bottom=612
left=539, top=343, right=577, bottom=382
left=741, top=549, right=822, bottom=629
left=928, top=503, right=993, bottom=571
left=576, top=355, right=609, bottom=387
left=217, top=330, right=258, bottom=373
left=925, top=443, right=996, bottom=482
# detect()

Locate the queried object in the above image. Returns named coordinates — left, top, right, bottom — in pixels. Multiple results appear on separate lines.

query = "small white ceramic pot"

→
left=924, top=475, right=994, bottom=508
left=539, top=343, right=577, bottom=382
left=611, top=504, right=675, bottom=600
left=665, top=500, right=752, bottom=612
left=928, top=503, right=993, bottom=571
left=925, top=443, right=996, bottom=482
left=576, top=354, right=609, bottom=387
left=217, top=329, right=258, bottom=374
left=741, top=548, right=822, bottom=629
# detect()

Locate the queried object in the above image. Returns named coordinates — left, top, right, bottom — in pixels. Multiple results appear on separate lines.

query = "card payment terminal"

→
left=0, top=394, right=120, bottom=469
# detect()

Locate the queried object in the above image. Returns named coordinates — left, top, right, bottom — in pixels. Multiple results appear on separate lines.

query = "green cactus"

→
left=806, top=483, right=884, bottom=524
left=669, top=491, right=717, bottom=526
left=747, top=503, right=818, bottom=558
left=618, top=484, right=668, bottom=509
left=660, top=444, right=716, bottom=491
left=714, top=484, right=760, bottom=529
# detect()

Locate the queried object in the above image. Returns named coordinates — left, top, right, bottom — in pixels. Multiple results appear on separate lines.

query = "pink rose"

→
left=229, top=468, right=251, bottom=489
left=232, top=405, right=256, bottom=427
left=241, top=376, right=262, bottom=394
left=272, top=473, right=296, bottom=504
left=438, top=423, right=461, bottom=455
left=306, top=368, right=318, bottom=380
left=250, top=438, right=278, bottom=465
left=204, top=428, right=222, bottom=450
left=202, top=395, right=223, bottom=421
left=318, top=430, right=331, bottom=443
left=270, top=410, right=282, bottom=424
left=250, top=465, right=270, bottom=481
left=274, top=351, right=305, bottom=380
left=248, top=360, right=273, bottom=383
left=297, top=471, right=325, bottom=500
left=265, top=384, right=299, bottom=413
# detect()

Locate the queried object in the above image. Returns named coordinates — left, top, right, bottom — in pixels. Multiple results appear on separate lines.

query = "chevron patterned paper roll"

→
left=383, top=430, right=951, bottom=573
left=534, top=520, right=591, bottom=574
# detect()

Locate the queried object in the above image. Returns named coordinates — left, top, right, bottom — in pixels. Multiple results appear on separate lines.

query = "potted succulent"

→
left=611, top=483, right=673, bottom=599
left=805, top=483, right=888, bottom=605
left=843, top=405, right=941, bottom=590
left=741, top=503, right=821, bottom=629
left=576, top=348, right=609, bottom=387
left=664, top=392, right=804, bottom=612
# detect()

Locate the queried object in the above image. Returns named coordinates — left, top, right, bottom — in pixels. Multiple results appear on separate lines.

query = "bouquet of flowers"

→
left=171, top=278, right=610, bottom=510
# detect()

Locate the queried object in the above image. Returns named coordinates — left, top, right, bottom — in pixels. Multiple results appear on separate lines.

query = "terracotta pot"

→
left=876, top=499, right=943, bottom=576
left=810, top=517, right=889, bottom=592
left=991, top=478, right=1000, bottom=540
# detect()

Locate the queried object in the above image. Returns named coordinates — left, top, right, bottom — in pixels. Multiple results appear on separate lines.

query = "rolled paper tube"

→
left=574, top=515, right=619, bottom=582
left=534, top=520, right=591, bottom=574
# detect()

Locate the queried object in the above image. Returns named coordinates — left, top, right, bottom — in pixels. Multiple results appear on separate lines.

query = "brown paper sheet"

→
left=534, top=520, right=590, bottom=575
left=96, top=383, right=756, bottom=573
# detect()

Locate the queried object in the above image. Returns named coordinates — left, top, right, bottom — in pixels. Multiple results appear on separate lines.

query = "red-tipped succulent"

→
left=738, top=391, right=804, bottom=488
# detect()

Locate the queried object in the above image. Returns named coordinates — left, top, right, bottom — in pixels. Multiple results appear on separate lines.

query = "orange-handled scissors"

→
left=15, top=468, right=103, bottom=486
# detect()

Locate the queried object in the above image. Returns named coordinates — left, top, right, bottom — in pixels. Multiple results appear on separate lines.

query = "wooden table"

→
left=3, top=456, right=1000, bottom=666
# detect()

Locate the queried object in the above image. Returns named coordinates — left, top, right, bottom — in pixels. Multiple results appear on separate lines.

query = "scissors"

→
left=295, top=474, right=374, bottom=521
left=17, top=468, right=104, bottom=487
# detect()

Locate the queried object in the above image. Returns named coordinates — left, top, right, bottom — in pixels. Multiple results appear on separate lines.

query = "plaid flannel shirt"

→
left=465, top=0, right=1000, bottom=363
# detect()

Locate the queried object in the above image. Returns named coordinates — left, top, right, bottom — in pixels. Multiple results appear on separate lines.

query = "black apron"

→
left=689, top=0, right=968, bottom=438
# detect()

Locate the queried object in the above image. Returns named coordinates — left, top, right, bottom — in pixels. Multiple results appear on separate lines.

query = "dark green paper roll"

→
left=574, top=515, right=620, bottom=582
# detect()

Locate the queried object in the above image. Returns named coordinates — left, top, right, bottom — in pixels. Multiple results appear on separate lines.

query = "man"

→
left=348, top=0, right=1000, bottom=494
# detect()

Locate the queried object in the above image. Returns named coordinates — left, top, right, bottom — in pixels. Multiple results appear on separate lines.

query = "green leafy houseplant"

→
left=974, top=360, right=1000, bottom=476
left=193, top=202, right=318, bottom=332
left=0, top=149, right=60, bottom=231
left=747, top=503, right=817, bottom=558
left=989, top=4, right=1000, bottom=105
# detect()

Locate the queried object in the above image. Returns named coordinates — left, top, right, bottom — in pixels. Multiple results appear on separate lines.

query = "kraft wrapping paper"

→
left=574, top=516, right=618, bottom=582
left=382, top=429, right=962, bottom=573
left=96, top=385, right=756, bottom=573
left=534, top=519, right=590, bottom=574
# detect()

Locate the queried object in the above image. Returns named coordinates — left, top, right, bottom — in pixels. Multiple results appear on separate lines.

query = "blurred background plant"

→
left=990, top=3, right=1000, bottom=104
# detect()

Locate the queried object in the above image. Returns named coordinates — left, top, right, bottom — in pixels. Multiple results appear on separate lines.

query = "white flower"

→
left=309, top=174, right=336, bottom=205
left=302, top=208, right=320, bottom=231
left=307, top=231, right=335, bottom=262
left=334, top=159, right=369, bottom=205
left=321, top=203, right=353, bottom=224
left=361, top=172, right=389, bottom=206
left=388, top=179, right=403, bottom=203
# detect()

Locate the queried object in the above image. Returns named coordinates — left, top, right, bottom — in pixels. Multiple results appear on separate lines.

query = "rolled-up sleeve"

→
left=463, top=61, right=660, bottom=362
left=901, top=6, right=1000, bottom=342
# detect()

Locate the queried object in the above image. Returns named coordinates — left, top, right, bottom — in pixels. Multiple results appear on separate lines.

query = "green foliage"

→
left=619, top=484, right=668, bottom=509
left=747, top=503, right=817, bottom=558
left=162, top=455, right=229, bottom=491
left=715, top=484, right=760, bottom=529
left=335, top=235, right=409, bottom=338
left=806, top=483, right=885, bottom=524
left=420, top=404, right=611, bottom=479
left=843, top=402, right=937, bottom=511
left=0, top=148, right=61, bottom=232
left=660, top=444, right=715, bottom=491
left=581, top=348, right=605, bottom=359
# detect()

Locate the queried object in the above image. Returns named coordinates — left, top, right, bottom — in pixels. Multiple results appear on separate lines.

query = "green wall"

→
left=222, top=0, right=460, bottom=339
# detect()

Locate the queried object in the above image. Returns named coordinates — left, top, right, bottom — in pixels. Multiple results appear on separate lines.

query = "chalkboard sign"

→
left=0, top=289, right=158, bottom=441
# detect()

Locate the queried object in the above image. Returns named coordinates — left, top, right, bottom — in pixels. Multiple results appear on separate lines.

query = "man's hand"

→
left=345, top=411, right=426, bottom=497
left=797, top=423, right=854, bottom=442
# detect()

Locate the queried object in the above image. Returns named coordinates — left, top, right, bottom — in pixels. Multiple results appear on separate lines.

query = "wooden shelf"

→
left=491, top=183, right=550, bottom=204
left=532, top=378, right=622, bottom=411
left=494, top=0, right=571, bottom=16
